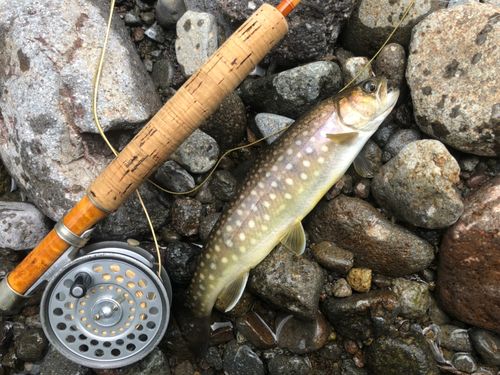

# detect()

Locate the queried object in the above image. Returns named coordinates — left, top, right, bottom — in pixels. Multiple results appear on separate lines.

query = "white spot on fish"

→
left=286, top=164, right=293, bottom=170
left=262, top=225, right=268, bottom=231
left=236, top=220, right=242, bottom=226
left=237, top=209, right=243, bottom=215
left=263, top=201, right=270, bottom=208
left=239, top=233, right=246, bottom=241
left=310, top=137, right=316, bottom=142
left=286, top=178, right=293, bottom=185
left=321, top=145, right=328, bottom=152
left=249, top=220, right=255, bottom=228
left=305, top=147, right=313, bottom=154
left=303, top=160, right=311, bottom=167
left=232, top=255, right=238, bottom=261
left=270, top=193, right=276, bottom=200
left=211, top=263, right=217, bottom=270
left=240, top=246, right=246, bottom=253
left=278, top=156, right=284, bottom=162
left=215, top=245, right=221, bottom=252
left=200, top=274, right=205, bottom=280
left=226, top=225, right=233, bottom=232
left=251, top=190, right=257, bottom=196
left=264, top=214, right=270, bottom=221
left=258, top=182, right=265, bottom=188
left=287, top=149, right=293, bottom=155
left=300, top=173, right=308, bottom=180
left=272, top=166, right=278, bottom=172
left=251, top=239, right=256, bottom=244
left=199, top=285, right=205, bottom=290
left=209, top=274, right=214, bottom=280
left=206, top=254, right=211, bottom=259
left=266, top=172, right=271, bottom=177
left=221, top=257, right=228, bottom=264
left=271, top=182, right=278, bottom=188
left=226, top=240, right=233, bottom=248
left=285, top=193, right=292, bottom=199
left=295, top=140, right=302, bottom=146
left=318, top=157, right=325, bottom=164
left=302, top=131, right=309, bottom=136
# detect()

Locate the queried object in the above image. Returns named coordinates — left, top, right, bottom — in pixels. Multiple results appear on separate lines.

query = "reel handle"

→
left=70, top=272, right=92, bottom=298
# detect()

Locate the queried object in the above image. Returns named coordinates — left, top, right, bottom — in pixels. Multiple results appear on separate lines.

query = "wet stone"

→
left=172, top=197, right=202, bottom=237
left=437, top=325, right=473, bottom=352
left=222, top=340, right=264, bottom=375
left=254, top=113, right=295, bottom=145
left=342, top=57, right=373, bottom=86
left=141, top=12, right=155, bottom=25
left=310, top=242, right=354, bottom=275
left=321, top=289, right=400, bottom=340
left=373, top=43, right=406, bottom=92
left=391, top=278, right=431, bottom=320
left=39, top=346, right=91, bottom=375
left=151, top=59, right=175, bottom=89
left=249, top=244, right=324, bottom=320
left=162, top=241, right=200, bottom=285
left=156, top=0, right=186, bottom=28
left=470, top=329, right=500, bottom=365
left=346, top=268, right=372, bottom=293
left=276, top=312, right=329, bottom=355
left=267, top=355, right=312, bottom=375
left=124, top=12, right=142, bottom=26
left=332, top=278, right=352, bottom=298
left=195, top=181, right=216, bottom=205
left=306, top=195, right=435, bottom=277
left=171, top=129, right=220, bottom=174
left=451, top=352, right=478, bottom=373
left=318, top=341, right=342, bottom=361
left=199, top=212, right=220, bottom=244
left=205, top=346, right=222, bottom=371
left=155, top=160, right=195, bottom=193
left=365, top=331, right=439, bottom=375
left=382, top=129, right=421, bottom=163
left=16, top=327, right=48, bottom=362
left=372, top=120, right=399, bottom=148
left=210, top=326, right=235, bottom=346
left=371, top=274, right=392, bottom=289
left=373, top=140, right=463, bottom=229
left=236, top=311, right=276, bottom=349
left=160, top=227, right=183, bottom=242
left=209, top=170, right=237, bottom=201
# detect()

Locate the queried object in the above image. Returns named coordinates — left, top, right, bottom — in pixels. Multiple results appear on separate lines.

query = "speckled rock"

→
left=170, top=129, right=220, bottom=174
left=321, top=289, right=400, bottom=340
left=254, top=113, right=295, bottom=145
left=346, top=268, right=372, bottom=293
left=437, top=177, right=500, bottom=334
left=438, top=325, right=473, bottom=352
left=310, top=242, right=354, bottom=275
left=391, top=278, right=431, bottom=320
left=267, top=355, right=312, bottom=375
left=0, top=0, right=162, bottom=227
left=200, top=92, right=247, bottom=151
left=206, top=346, right=223, bottom=371
left=240, top=62, right=343, bottom=120
left=470, top=328, right=500, bottom=365
left=171, top=197, right=203, bottom=237
left=223, top=340, right=264, bottom=375
left=16, top=328, right=48, bottom=362
left=381, top=129, right=421, bottom=162
left=155, top=160, right=195, bottom=193
left=340, top=0, right=444, bottom=56
left=39, top=346, right=91, bottom=375
left=0, top=202, right=51, bottom=250
left=342, top=57, right=373, bottom=86
left=175, top=11, right=217, bottom=76
left=365, top=331, right=440, bottom=375
left=209, top=170, right=237, bottom=201
left=162, top=241, right=200, bottom=285
left=372, top=140, right=463, bottom=229
left=249, top=244, right=324, bottom=320
left=332, top=278, right=352, bottom=298
left=156, top=0, right=187, bottom=28
left=199, top=211, right=220, bottom=244
left=306, top=195, right=435, bottom=277
left=235, top=311, right=276, bottom=349
left=373, top=43, right=406, bottom=92
left=407, top=3, right=500, bottom=156
left=276, top=312, right=329, bottom=354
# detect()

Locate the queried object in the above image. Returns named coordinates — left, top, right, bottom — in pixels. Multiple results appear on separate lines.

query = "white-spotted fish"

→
left=187, top=77, right=399, bottom=355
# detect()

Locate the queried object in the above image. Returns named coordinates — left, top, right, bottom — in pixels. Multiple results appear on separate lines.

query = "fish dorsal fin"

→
left=218, top=271, right=249, bottom=312
left=353, top=152, right=376, bottom=178
left=279, top=221, right=306, bottom=255
left=326, top=132, right=359, bottom=145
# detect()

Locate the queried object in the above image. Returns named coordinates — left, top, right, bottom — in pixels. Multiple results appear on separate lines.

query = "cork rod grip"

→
left=88, top=4, right=288, bottom=213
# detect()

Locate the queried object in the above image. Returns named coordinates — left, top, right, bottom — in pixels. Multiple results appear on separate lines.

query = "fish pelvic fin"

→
left=353, top=152, right=376, bottom=178
left=279, top=221, right=306, bottom=255
left=218, top=271, right=249, bottom=312
left=326, top=131, right=359, bottom=145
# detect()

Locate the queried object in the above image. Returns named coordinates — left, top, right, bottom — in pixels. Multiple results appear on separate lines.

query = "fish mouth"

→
left=377, top=78, right=399, bottom=116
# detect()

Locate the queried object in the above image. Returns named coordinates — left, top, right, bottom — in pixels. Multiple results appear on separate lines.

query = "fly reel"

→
left=40, top=241, right=172, bottom=369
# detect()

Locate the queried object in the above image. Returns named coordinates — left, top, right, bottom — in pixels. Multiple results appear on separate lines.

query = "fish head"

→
left=335, top=77, right=399, bottom=131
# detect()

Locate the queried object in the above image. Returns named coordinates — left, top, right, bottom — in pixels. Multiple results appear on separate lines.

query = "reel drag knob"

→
left=70, top=272, right=92, bottom=298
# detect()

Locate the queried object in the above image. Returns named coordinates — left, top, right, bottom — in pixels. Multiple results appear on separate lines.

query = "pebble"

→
left=162, top=241, right=200, bottom=285
left=248, top=244, right=324, bottom=320
left=470, top=329, right=500, bottom=365
left=466, top=173, right=489, bottom=189
left=341, top=359, right=368, bottom=375
left=372, top=120, right=399, bottom=148
left=209, top=170, right=237, bottom=201
left=306, top=194, right=435, bottom=277
left=437, top=177, right=500, bottom=334
left=332, top=278, right=352, bottom=298
left=175, top=11, right=217, bottom=76
left=16, top=328, right=48, bottom=362
left=198, top=212, right=220, bottom=243
left=195, top=180, right=216, bottom=205
left=373, top=140, right=463, bottom=229
left=267, top=355, right=312, bottom=375
left=151, top=59, right=175, bottom=89
left=451, top=352, right=478, bottom=373
left=134, top=27, right=145, bottom=42
left=344, top=339, right=360, bottom=355
left=205, top=346, right=223, bottom=371
left=310, top=241, right=354, bottom=275
left=171, top=197, right=203, bottom=236
left=342, top=57, right=373, bottom=86
left=460, top=156, right=480, bottom=173
left=276, top=312, right=329, bottom=355
left=156, top=0, right=187, bottom=28
left=340, top=0, right=444, bottom=56
left=155, top=160, right=195, bottom=193
left=373, top=43, right=406, bottom=92
left=160, top=227, right=183, bottom=242
left=124, top=12, right=142, bottom=26
left=437, top=325, right=473, bottom=352
left=365, top=331, right=439, bottom=375
left=406, top=3, right=500, bottom=156
left=170, top=129, right=220, bottom=174
left=321, top=289, right=400, bottom=340
left=0, top=202, right=51, bottom=250
left=141, top=12, right=155, bottom=26
left=235, top=311, right=276, bottom=349
left=346, top=268, right=372, bottom=293
left=144, top=24, right=166, bottom=43
left=391, top=278, right=431, bottom=320
left=200, top=92, right=247, bottom=151
left=381, top=129, right=421, bottom=163
left=239, top=62, right=343, bottom=120
left=222, top=340, right=264, bottom=375
left=353, top=179, right=370, bottom=199
left=318, top=341, right=343, bottom=361
left=254, top=113, right=295, bottom=145
left=39, top=346, right=91, bottom=375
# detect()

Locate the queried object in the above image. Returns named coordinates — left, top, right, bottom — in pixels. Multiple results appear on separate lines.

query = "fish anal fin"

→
left=279, top=221, right=306, bottom=255
left=218, top=272, right=249, bottom=312
left=353, top=152, right=376, bottom=178
left=326, top=132, right=359, bottom=145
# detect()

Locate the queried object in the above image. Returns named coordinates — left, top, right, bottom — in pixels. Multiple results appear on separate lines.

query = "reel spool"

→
left=40, top=241, right=172, bottom=369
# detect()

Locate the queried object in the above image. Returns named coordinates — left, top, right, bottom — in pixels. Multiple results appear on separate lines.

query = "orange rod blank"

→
left=277, top=0, right=302, bottom=17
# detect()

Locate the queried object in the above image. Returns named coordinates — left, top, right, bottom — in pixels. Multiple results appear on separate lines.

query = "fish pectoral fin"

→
left=232, top=158, right=255, bottom=185
left=218, top=271, right=249, bottom=312
left=353, top=152, right=376, bottom=178
left=326, top=132, right=359, bottom=145
left=279, top=221, right=306, bottom=256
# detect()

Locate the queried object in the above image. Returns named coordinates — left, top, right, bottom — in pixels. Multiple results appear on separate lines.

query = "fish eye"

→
left=362, top=80, right=377, bottom=94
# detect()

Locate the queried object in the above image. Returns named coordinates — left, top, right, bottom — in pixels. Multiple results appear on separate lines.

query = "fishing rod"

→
left=0, top=0, right=301, bottom=368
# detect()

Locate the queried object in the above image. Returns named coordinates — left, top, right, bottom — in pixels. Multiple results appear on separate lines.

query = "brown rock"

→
left=437, top=176, right=500, bottom=334
left=235, top=311, right=276, bottom=349
left=310, top=241, right=354, bottom=274
left=276, top=312, right=329, bottom=354
left=209, top=326, right=234, bottom=346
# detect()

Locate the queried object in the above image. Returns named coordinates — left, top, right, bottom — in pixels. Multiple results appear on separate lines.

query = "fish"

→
left=186, top=76, right=399, bottom=355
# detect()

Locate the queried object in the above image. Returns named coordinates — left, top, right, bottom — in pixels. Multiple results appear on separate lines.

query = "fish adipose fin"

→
left=353, top=152, right=376, bottom=178
left=326, top=131, right=359, bottom=145
left=279, top=221, right=306, bottom=255
left=218, top=271, right=249, bottom=312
